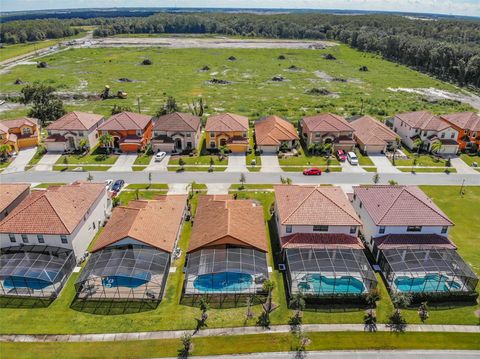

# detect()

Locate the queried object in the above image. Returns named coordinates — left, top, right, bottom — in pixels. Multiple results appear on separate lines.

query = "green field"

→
left=0, top=44, right=473, bottom=121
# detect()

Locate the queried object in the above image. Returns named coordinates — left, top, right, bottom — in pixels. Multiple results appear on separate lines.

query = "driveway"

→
left=260, top=154, right=282, bottom=172
left=340, top=160, right=366, bottom=173
left=226, top=154, right=247, bottom=172
left=207, top=183, right=230, bottom=194
left=168, top=183, right=189, bottom=194
left=369, top=154, right=401, bottom=173
left=450, top=157, right=479, bottom=175
left=146, top=154, right=170, bottom=172
left=2, top=148, right=37, bottom=173
left=108, top=154, right=137, bottom=172
left=33, top=153, right=61, bottom=171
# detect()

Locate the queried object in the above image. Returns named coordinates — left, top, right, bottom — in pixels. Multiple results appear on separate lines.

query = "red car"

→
left=303, top=168, right=322, bottom=176
left=336, top=149, right=347, bottom=162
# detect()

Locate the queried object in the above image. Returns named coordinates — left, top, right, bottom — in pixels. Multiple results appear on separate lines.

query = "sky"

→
left=1, top=0, right=479, bottom=17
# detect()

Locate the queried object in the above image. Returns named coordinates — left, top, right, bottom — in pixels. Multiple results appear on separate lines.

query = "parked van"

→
left=347, top=151, right=359, bottom=165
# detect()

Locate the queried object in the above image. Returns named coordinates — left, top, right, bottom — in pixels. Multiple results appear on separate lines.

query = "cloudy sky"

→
left=2, top=0, right=479, bottom=17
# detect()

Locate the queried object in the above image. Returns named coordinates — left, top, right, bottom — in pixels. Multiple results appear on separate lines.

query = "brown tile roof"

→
left=440, top=112, right=480, bottom=131
left=281, top=233, right=364, bottom=249
left=99, top=112, right=152, bottom=131
left=0, top=118, right=38, bottom=131
left=153, top=112, right=201, bottom=132
left=255, top=115, right=299, bottom=146
left=373, top=234, right=456, bottom=250
left=353, top=185, right=453, bottom=226
left=188, top=195, right=267, bottom=253
left=46, top=111, right=104, bottom=131
left=44, top=134, right=67, bottom=143
left=92, top=195, right=186, bottom=252
left=394, top=111, right=451, bottom=131
left=205, top=113, right=249, bottom=132
left=350, top=115, right=397, bottom=146
left=274, top=185, right=361, bottom=226
left=0, top=182, right=105, bottom=235
left=0, top=183, right=30, bottom=214
left=301, top=113, right=354, bottom=133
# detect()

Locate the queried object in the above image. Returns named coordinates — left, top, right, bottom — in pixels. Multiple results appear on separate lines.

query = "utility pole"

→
left=460, top=179, right=465, bottom=196
left=137, top=97, right=141, bottom=113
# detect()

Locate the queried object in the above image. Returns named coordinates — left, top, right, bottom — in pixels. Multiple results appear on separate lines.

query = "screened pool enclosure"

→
left=75, top=246, right=170, bottom=301
left=284, top=248, right=377, bottom=296
left=184, top=248, right=268, bottom=295
left=378, top=248, right=478, bottom=294
left=0, top=245, right=76, bottom=298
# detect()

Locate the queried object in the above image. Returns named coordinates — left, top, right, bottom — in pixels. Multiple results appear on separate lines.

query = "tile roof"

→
left=0, top=118, right=38, bottom=132
left=0, top=182, right=106, bottom=235
left=373, top=234, right=456, bottom=250
left=205, top=113, right=249, bottom=132
left=0, top=183, right=30, bottom=214
left=280, top=233, right=364, bottom=249
left=274, top=185, right=361, bottom=226
left=301, top=113, right=354, bottom=133
left=353, top=185, right=453, bottom=226
left=440, top=112, right=480, bottom=131
left=92, top=195, right=186, bottom=253
left=46, top=111, right=104, bottom=131
left=255, top=115, right=299, bottom=146
left=394, top=111, right=451, bottom=131
left=350, top=115, right=397, bottom=146
left=98, top=112, right=152, bottom=131
left=188, top=195, right=267, bottom=253
left=153, top=112, right=201, bottom=132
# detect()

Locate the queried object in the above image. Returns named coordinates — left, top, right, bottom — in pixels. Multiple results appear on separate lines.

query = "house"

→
left=44, top=111, right=105, bottom=152
left=351, top=185, right=477, bottom=296
left=152, top=112, right=201, bottom=153
left=274, top=185, right=376, bottom=298
left=0, top=183, right=30, bottom=220
left=205, top=113, right=249, bottom=153
left=300, top=113, right=356, bottom=151
left=439, top=112, right=480, bottom=152
left=391, top=111, right=459, bottom=155
left=254, top=115, right=299, bottom=153
left=184, top=195, right=268, bottom=299
left=98, top=112, right=152, bottom=153
left=75, top=195, right=187, bottom=301
left=0, top=182, right=110, bottom=298
left=0, top=117, right=40, bottom=154
left=350, top=115, right=398, bottom=154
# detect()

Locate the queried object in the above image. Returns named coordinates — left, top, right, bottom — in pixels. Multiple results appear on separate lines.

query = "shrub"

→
left=141, top=58, right=152, bottom=65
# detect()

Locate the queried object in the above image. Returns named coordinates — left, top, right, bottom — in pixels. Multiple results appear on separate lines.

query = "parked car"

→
left=111, top=179, right=125, bottom=193
left=104, top=179, right=113, bottom=190
left=155, top=151, right=167, bottom=162
left=347, top=152, right=359, bottom=165
left=303, top=168, right=322, bottom=176
left=336, top=149, right=347, bottom=162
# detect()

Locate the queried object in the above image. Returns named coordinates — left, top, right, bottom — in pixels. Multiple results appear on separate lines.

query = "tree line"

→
left=0, top=19, right=80, bottom=44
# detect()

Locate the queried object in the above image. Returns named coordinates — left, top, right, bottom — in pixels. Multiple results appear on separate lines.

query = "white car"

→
left=104, top=179, right=113, bottom=190
left=154, top=151, right=167, bottom=162
left=347, top=152, right=359, bottom=165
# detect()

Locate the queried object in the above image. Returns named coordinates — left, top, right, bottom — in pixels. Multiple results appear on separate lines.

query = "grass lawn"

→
left=133, top=153, right=152, bottom=166
left=460, top=153, right=480, bottom=167
left=56, top=153, right=118, bottom=165
left=167, top=166, right=227, bottom=172
left=25, top=147, right=46, bottom=169
left=34, top=183, right=67, bottom=188
left=229, top=184, right=274, bottom=190
left=125, top=184, right=168, bottom=190
left=2, top=332, right=479, bottom=359
left=393, top=146, right=449, bottom=167
left=397, top=167, right=457, bottom=173
left=116, top=190, right=169, bottom=204
left=169, top=155, right=227, bottom=166
left=0, top=159, right=12, bottom=171
left=279, top=154, right=339, bottom=167
left=355, top=149, right=374, bottom=166
left=363, top=167, right=378, bottom=172
left=53, top=165, right=110, bottom=171
left=246, top=128, right=261, bottom=171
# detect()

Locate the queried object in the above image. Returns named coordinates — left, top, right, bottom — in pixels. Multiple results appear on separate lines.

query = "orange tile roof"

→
left=0, top=183, right=30, bottom=214
left=440, top=112, right=480, bottom=131
left=92, top=195, right=187, bottom=252
left=153, top=112, right=201, bottom=132
left=0, top=182, right=105, bottom=235
left=394, top=111, right=451, bottom=131
left=46, top=111, right=104, bottom=131
left=255, top=115, right=299, bottom=146
left=99, top=112, right=152, bottom=131
left=274, top=185, right=361, bottom=226
left=188, top=195, right=267, bottom=253
left=205, top=113, right=249, bottom=132
left=281, top=233, right=364, bottom=249
left=373, top=234, right=456, bottom=250
left=301, top=113, right=354, bottom=133
left=0, top=118, right=38, bottom=132
left=350, top=115, right=397, bottom=146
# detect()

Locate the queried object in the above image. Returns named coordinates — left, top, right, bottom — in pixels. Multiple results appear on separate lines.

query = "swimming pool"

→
left=394, top=274, right=461, bottom=293
left=3, top=274, right=56, bottom=290
left=102, top=273, right=151, bottom=288
left=193, top=272, right=253, bottom=292
left=297, top=274, right=365, bottom=294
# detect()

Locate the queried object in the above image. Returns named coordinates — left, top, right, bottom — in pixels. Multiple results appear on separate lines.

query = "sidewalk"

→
left=2, top=324, right=478, bottom=343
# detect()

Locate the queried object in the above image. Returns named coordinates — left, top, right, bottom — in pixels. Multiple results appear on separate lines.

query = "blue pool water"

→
left=298, top=274, right=365, bottom=294
left=394, top=274, right=461, bottom=293
left=3, top=275, right=53, bottom=290
left=193, top=272, right=253, bottom=292
left=102, top=273, right=151, bottom=288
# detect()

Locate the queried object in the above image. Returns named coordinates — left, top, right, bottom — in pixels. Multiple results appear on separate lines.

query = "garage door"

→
left=259, top=145, right=278, bottom=153
left=365, top=144, right=386, bottom=154
left=45, top=142, right=66, bottom=152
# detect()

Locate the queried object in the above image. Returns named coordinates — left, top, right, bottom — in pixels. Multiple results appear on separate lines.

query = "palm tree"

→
left=0, top=144, right=11, bottom=160
left=78, top=138, right=88, bottom=151
left=430, top=140, right=442, bottom=155
left=262, top=279, right=276, bottom=313
left=289, top=292, right=306, bottom=320
left=99, top=133, right=113, bottom=150
left=413, top=138, right=423, bottom=156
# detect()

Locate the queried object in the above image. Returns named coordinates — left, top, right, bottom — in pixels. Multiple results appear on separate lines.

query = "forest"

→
left=0, top=19, right=80, bottom=44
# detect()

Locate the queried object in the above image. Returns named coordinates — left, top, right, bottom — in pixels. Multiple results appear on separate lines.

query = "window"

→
left=21, top=234, right=28, bottom=243
left=313, top=225, right=328, bottom=232
left=37, top=234, right=44, bottom=243
left=441, top=226, right=448, bottom=234
left=60, top=235, right=68, bottom=244
left=186, top=133, right=191, bottom=137
left=136, top=131, right=143, bottom=137
left=350, top=226, right=357, bottom=234
left=407, top=226, right=422, bottom=232
left=353, top=194, right=356, bottom=200
left=22, top=127, right=32, bottom=135
left=210, top=131, right=215, bottom=137
left=315, top=133, right=321, bottom=138
left=242, top=132, right=247, bottom=138
left=441, top=132, right=445, bottom=138
left=286, top=225, right=292, bottom=233
left=92, top=222, right=96, bottom=230
left=451, top=132, right=455, bottom=139
left=95, top=133, right=99, bottom=138
left=359, top=201, right=363, bottom=208
left=210, top=141, right=216, bottom=148
left=8, top=234, right=15, bottom=243
left=379, top=226, right=386, bottom=234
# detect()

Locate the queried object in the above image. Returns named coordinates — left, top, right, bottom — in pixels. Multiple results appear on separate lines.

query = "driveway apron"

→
left=2, top=148, right=37, bottom=173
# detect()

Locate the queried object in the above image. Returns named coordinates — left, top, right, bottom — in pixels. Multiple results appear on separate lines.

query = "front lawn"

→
left=169, top=155, right=227, bottom=166
left=133, top=153, right=152, bottom=166
left=460, top=153, right=480, bottom=167
left=56, top=152, right=118, bottom=165
left=246, top=128, right=261, bottom=171
left=392, top=146, right=449, bottom=167
left=52, top=165, right=110, bottom=172
left=355, top=149, right=374, bottom=166
left=25, top=146, right=47, bottom=169
left=125, top=184, right=168, bottom=190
